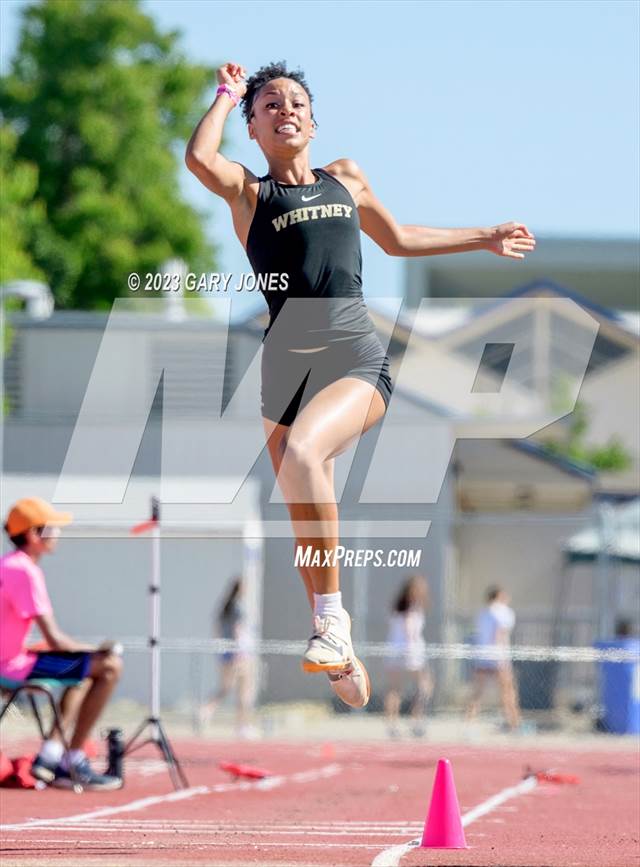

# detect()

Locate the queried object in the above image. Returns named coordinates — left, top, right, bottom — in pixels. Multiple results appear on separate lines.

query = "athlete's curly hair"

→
left=241, top=60, right=316, bottom=126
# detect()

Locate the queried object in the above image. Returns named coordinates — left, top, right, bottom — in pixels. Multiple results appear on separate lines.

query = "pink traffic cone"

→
left=420, top=758, right=468, bottom=849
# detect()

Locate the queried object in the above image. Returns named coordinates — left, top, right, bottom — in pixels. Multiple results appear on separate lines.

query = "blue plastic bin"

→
left=595, top=639, right=640, bottom=735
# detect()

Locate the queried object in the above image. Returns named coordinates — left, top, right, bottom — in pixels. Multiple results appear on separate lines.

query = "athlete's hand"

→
left=216, top=62, right=248, bottom=99
left=486, top=222, right=536, bottom=260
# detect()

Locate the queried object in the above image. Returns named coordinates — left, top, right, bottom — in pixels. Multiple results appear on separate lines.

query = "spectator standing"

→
left=199, top=575, right=258, bottom=739
left=466, top=585, right=521, bottom=731
left=384, top=574, right=433, bottom=738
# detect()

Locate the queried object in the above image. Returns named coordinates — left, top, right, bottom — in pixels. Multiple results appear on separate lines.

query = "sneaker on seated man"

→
left=0, top=497, right=123, bottom=791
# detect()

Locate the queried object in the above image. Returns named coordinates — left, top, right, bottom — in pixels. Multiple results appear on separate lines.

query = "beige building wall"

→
left=454, top=519, right=593, bottom=634
left=580, top=353, right=640, bottom=491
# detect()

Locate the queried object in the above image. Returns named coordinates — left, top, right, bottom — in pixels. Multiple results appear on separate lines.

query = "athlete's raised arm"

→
left=185, top=62, right=257, bottom=203
left=332, top=159, right=536, bottom=260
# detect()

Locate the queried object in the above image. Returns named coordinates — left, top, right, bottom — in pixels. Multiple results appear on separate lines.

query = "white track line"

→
left=0, top=839, right=389, bottom=850
left=3, top=827, right=424, bottom=838
left=0, top=762, right=341, bottom=832
left=371, top=775, right=538, bottom=867
left=3, top=820, right=425, bottom=833
left=18, top=820, right=422, bottom=828
left=61, top=820, right=423, bottom=827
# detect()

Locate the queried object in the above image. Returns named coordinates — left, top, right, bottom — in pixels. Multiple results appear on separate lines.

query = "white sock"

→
left=37, top=739, right=64, bottom=765
left=61, top=748, right=86, bottom=770
left=313, top=591, right=343, bottom=619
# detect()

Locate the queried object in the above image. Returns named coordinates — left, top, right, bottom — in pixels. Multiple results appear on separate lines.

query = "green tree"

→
left=0, top=122, right=52, bottom=397
left=0, top=122, right=49, bottom=285
left=0, top=0, right=216, bottom=309
left=542, top=399, right=632, bottom=473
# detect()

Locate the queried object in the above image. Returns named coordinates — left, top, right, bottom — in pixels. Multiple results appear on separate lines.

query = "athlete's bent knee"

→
left=280, top=433, right=322, bottom=473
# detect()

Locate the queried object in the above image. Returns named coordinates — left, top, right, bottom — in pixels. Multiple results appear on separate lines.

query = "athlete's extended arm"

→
left=185, top=62, right=254, bottom=203
left=336, top=160, right=536, bottom=260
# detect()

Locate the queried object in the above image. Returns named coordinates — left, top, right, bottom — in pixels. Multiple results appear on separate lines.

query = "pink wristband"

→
left=216, top=84, right=239, bottom=106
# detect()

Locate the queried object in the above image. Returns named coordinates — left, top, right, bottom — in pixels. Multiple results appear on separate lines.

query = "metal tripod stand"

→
left=125, top=496, right=188, bottom=790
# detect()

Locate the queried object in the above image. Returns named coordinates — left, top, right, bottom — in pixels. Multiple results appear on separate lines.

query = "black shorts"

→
left=261, top=332, right=393, bottom=426
left=27, top=651, right=92, bottom=683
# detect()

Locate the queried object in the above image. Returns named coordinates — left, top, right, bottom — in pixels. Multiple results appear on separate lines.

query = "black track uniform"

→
left=246, top=167, right=393, bottom=426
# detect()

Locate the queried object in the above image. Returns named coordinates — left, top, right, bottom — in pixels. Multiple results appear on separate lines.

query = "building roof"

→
left=385, top=386, right=597, bottom=482
left=369, top=280, right=640, bottom=343
left=508, top=439, right=596, bottom=481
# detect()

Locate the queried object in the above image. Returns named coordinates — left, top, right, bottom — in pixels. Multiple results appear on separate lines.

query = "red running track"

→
left=1, top=739, right=638, bottom=866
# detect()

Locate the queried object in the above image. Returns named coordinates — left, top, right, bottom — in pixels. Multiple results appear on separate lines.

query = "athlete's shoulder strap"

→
left=256, top=173, right=277, bottom=202
left=314, top=167, right=353, bottom=197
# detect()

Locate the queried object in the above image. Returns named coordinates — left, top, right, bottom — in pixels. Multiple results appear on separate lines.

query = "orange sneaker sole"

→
left=301, top=659, right=354, bottom=674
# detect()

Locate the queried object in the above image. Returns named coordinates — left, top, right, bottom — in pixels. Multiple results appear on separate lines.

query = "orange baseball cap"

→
left=4, top=497, right=73, bottom=537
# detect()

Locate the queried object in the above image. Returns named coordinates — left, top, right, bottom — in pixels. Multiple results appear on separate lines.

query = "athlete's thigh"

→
left=286, top=376, right=386, bottom=463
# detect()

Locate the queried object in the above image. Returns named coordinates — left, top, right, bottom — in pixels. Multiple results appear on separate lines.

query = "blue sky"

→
left=1, top=0, right=638, bottom=319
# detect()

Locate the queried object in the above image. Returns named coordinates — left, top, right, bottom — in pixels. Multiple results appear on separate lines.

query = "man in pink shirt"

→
left=1, top=497, right=123, bottom=790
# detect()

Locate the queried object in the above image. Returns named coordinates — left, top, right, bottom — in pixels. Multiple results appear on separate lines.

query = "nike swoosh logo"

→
left=301, top=193, right=322, bottom=202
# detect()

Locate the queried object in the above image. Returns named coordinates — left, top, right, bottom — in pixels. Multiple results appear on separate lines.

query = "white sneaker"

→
left=302, top=610, right=354, bottom=673
left=327, top=656, right=371, bottom=708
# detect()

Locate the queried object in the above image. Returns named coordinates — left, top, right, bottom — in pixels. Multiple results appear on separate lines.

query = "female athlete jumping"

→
left=185, top=60, right=535, bottom=709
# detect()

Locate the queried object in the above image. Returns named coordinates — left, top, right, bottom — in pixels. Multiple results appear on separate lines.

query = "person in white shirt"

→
left=384, top=574, right=433, bottom=737
left=466, top=585, right=521, bottom=730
